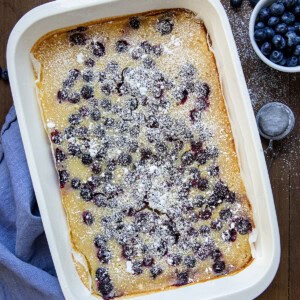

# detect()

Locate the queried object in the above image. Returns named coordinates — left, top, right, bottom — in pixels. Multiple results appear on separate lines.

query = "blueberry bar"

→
left=32, top=9, right=254, bottom=299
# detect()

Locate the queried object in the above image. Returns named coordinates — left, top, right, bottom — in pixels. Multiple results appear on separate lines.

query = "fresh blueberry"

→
left=268, top=16, right=280, bottom=27
left=283, top=0, right=296, bottom=8
left=249, top=0, right=259, bottom=8
left=288, top=25, right=296, bottom=31
left=270, top=50, right=284, bottom=62
left=272, top=34, right=286, bottom=49
left=286, top=56, right=299, bottom=66
left=295, top=22, right=300, bottom=33
left=278, top=57, right=287, bottom=65
left=264, top=27, right=275, bottom=39
left=295, top=6, right=300, bottom=19
left=270, top=2, right=285, bottom=16
left=129, top=17, right=140, bottom=29
left=282, top=12, right=296, bottom=25
left=230, top=0, right=243, bottom=8
left=254, top=29, right=267, bottom=42
left=275, top=23, right=288, bottom=34
left=285, top=31, right=298, bottom=46
left=255, top=22, right=265, bottom=30
left=261, top=41, right=273, bottom=56
left=294, top=44, right=300, bottom=55
left=258, top=8, right=270, bottom=21
left=157, top=18, right=174, bottom=35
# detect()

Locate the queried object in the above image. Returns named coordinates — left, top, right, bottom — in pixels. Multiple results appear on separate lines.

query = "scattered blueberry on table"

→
left=253, top=0, right=300, bottom=67
left=0, top=67, right=9, bottom=81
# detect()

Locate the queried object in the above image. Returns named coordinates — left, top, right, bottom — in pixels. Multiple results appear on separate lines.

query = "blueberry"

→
left=255, top=22, right=265, bottom=30
left=82, top=211, right=94, bottom=225
left=199, top=208, right=212, bottom=220
left=260, top=41, right=272, bottom=56
left=167, top=254, right=182, bottom=266
left=95, top=268, right=114, bottom=297
left=91, top=108, right=101, bottom=121
left=129, top=17, right=140, bottom=29
left=211, top=219, right=223, bottom=231
left=208, top=165, right=220, bottom=177
left=59, top=170, right=69, bottom=188
left=264, top=27, right=275, bottom=39
left=278, top=56, right=287, bottom=65
left=150, top=265, right=163, bottom=278
left=285, top=31, right=298, bottom=46
left=92, top=41, right=105, bottom=57
left=275, top=23, right=288, bottom=34
left=57, top=89, right=68, bottom=101
left=94, top=235, right=107, bottom=248
left=212, top=260, right=225, bottom=273
left=131, top=47, right=143, bottom=60
left=236, top=218, right=252, bottom=234
left=153, top=45, right=163, bottom=56
left=80, top=187, right=93, bottom=201
left=200, top=225, right=210, bottom=236
left=82, top=70, right=94, bottom=82
left=140, top=41, right=153, bottom=54
left=100, top=98, right=112, bottom=111
left=157, top=18, right=174, bottom=35
left=143, top=256, right=154, bottom=267
left=71, top=178, right=81, bottom=189
left=176, top=272, right=189, bottom=286
left=97, top=247, right=111, bottom=263
left=294, top=44, right=300, bottom=55
left=249, top=0, right=259, bottom=8
left=181, top=151, right=195, bottom=165
left=128, top=98, right=139, bottom=110
left=81, top=85, right=94, bottom=99
left=295, top=6, right=300, bottom=19
left=230, top=0, right=243, bottom=8
left=184, top=256, right=196, bottom=268
left=55, top=148, right=66, bottom=163
left=219, top=209, right=232, bottom=220
left=282, top=12, right=296, bottom=25
left=51, top=130, right=62, bottom=144
left=101, top=83, right=112, bottom=96
left=295, top=23, right=300, bottom=34
left=68, top=113, right=81, bottom=125
left=116, top=40, right=129, bottom=53
left=272, top=34, right=286, bottom=49
left=132, top=261, right=143, bottom=275
left=143, top=57, right=155, bottom=69
left=69, top=32, right=86, bottom=45
left=254, top=29, right=267, bottom=42
left=222, top=228, right=238, bottom=242
left=68, top=93, right=80, bottom=104
left=270, top=3, right=285, bottom=16
left=122, top=244, right=136, bottom=259
left=287, top=56, right=299, bottom=66
left=118, top=153, right=132, bottom=166
left=268, top=16, right=280, bottom=27
left=84, top=58, right=95, bottom=67
left=82, top=154, right=93, bottom=165
left=283, top=0, right=296, bottom=8
left=258, top=8, right=270, bottom=21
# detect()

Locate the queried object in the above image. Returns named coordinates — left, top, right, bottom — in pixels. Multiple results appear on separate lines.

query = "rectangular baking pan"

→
left=7, top=0, right=280, bottom=299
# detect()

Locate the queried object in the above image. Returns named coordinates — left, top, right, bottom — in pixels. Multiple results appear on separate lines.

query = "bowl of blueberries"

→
left=250, top=0, right=300, bottom=72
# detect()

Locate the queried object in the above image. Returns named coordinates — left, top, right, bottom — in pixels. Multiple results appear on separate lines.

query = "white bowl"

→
left=249, top=0, right=300, bottom=73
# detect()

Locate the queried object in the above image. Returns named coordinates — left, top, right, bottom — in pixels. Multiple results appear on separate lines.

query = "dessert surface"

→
left=32, top=9, right=254, bottom=299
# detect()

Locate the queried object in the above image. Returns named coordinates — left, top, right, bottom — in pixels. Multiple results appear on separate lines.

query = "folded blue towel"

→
left=0, top=106, right=64, bottom=300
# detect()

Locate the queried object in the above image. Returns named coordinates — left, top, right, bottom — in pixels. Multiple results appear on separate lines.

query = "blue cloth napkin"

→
left=0, top=106, right=64, bottom=300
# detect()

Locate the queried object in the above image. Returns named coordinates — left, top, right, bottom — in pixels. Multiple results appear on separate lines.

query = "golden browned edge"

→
left=31, top=8, right=254, bottom=299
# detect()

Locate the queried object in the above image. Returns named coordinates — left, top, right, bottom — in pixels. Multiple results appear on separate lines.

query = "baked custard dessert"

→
left=32, top=9, right=254, bottom=299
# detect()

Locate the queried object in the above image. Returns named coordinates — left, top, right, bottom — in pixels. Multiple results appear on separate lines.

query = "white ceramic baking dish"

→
left=7, top=0, right=280, bottom=299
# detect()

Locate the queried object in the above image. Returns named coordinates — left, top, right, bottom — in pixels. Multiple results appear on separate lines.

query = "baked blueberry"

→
left=70, top=32, right=86, bottom=45
left=118, top=153, right=132, bottom=166
left=150, top=265, right=163, bottom=278
left=100, top=98, right=112, bottom=111
left=68, top=113, right=81, bottom=125
left=95, top=268, right=114, bottom=298
left=211, top=248, right=222, bottom=261
left=84, top=58, right=95, bottom=67
left=80, top=186, right=93, bottom=201
left=181, top=151, right=195, bottom=165
left=236, top=218, right=252, bottom=234
left=82, top=154, right=93, bottom=165
left=68, top=92, right=80, bottom=104
left=101, top=83, right=112, bottom=96
left=153, top=45, right=163, bottom=56
left=55, top=148, right=66, bottom=163
left=167, top=254, right=182, bottom=266
left=143, top=57, right=155, bottom=69
left=82, top=211, right=94, bottom=226
left=219, top=209, right=232, bottom=221
left=122, top=244, right=136, bottom=260
left=116, top=40, right=129, bottom=53
left=140, top=41, right=153, bottom=54
left=211, top=219, right=223, bottom=231
left=199, top=208, right=212, bottom=220
left=129, top=17, right=140, bottom=29
left=131, top=47, right=143, bottom=60
left=176, top=272, right=189, bottom=286
left=91, top=108, right=101, bottom=121
left=94, top=235, right=107, bottom=248
left=212, top=260, right=225, bottom=273
left=200, top=225, right=210, bottom=236
left=51, top=130, right=62, bottom=144
left=157, top=18, right=174, bottom=35
left=97, top=247, right=111, bottom=263
left=222, top=228, right=237, bottom=242
left=92, top=41, right=105, bottom=57
left=81, top=85, right=94, bottom=99
left=57, top=89, right=68, bottom=102
left=59, top=170, right=69, bottom=188
left=184, top=256, right=196, bottom=268
left=132, top=261, right=143, bottom=275
left=143, top=256, right=154, bottom=267
left=71, top=178, right=81, bottom=189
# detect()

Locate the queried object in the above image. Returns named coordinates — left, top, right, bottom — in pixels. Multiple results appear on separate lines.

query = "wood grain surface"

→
left=0, top=0, right=299, bottom=299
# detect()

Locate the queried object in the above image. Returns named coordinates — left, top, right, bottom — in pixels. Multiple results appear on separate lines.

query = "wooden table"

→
left=0, top=1, right=299, bottom=299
